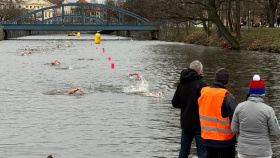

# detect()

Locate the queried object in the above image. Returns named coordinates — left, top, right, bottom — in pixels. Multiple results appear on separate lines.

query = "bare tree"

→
left=0, top=7, right=26, bottom=22
left=138, top=0, right=240, bottom=48
left=267, top=0, right=279, bottom=27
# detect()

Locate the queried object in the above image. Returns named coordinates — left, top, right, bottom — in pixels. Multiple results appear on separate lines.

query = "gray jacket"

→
left=231, top=95, right=280, bottom=156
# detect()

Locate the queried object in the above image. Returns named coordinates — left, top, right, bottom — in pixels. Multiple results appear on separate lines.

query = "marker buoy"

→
left=96, top=47, right=98, bottom=49
left=111, top=63, right=115, bottom=69
left=91, top=43, right=92, bottom=46
left=95, top=33, right=101, bottom=44
left=102, top=48, right=105, bottom=53
left=108, top=57, right=111, bottom=61
left=77, top=32, right=80, bottom=37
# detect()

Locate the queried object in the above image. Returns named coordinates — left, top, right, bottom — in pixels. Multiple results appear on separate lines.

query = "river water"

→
left=0, top=34, right=279, bottom=158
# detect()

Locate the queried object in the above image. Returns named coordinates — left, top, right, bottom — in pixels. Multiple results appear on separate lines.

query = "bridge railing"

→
left=1, top=19, right=158, bottom=26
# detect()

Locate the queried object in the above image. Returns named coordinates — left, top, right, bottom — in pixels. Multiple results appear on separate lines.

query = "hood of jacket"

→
left=180, top=68, right=202, bottom=82
left=247, top=95, right=264, bottom=103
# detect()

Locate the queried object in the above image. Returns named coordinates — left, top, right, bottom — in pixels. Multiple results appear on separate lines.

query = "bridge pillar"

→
left=150, top=30, right=158, bottom=40
left=116, top=31, right=121, bottom=36
left=0, top=26, right=4, bottom=40
left=4, top=30, right=8, bottom=40
left=126, top=31, right=131, bottom=37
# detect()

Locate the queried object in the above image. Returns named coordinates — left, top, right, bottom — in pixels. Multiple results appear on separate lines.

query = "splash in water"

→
left=123, top=77, right=162, bottom=98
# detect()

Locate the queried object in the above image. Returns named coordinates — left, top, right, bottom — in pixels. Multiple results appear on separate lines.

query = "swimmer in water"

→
left=51, top=60, right=61, bottom=65
left=146, top=92, right=162, bottom=98
left=28, top=48, right=34, bottom=54
left=69, top=88, right=84, bottom=95
left=129, top=73, right=142, bottom=81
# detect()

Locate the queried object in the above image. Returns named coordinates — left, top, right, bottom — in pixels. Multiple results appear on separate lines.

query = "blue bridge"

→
left=0, top=3, right=159, bottom=38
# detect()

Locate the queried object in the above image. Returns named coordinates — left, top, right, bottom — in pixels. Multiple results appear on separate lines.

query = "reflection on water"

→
left=0, top=34, right=279, bottom=157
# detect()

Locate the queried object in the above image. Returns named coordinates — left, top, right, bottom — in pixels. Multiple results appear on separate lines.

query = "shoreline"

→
left=2, top=27, right=280, bottom=53
left=157, top=27, right=280, bottom=53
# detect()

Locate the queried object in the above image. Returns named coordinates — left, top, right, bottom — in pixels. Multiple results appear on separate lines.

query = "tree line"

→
left=104, top=0, right=280, bottom=49
left=1, top=0, right=279, bottom=49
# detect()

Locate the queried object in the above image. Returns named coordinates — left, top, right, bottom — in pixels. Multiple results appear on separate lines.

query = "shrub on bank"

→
left=159, top=27, right=280, bottom=53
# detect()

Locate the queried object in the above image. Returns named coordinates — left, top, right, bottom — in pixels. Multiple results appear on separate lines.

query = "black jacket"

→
left=172, top=69, right=207, bottom=132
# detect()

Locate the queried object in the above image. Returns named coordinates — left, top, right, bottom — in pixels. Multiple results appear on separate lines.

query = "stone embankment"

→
left=0, top=26, right=4, bottom=40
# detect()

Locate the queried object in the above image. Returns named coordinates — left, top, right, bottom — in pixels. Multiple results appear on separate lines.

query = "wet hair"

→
left=189, top=60, right=203, bottom=74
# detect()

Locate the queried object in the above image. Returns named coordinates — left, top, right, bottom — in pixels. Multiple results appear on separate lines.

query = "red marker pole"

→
left=111, top=63, right=115, bottom=69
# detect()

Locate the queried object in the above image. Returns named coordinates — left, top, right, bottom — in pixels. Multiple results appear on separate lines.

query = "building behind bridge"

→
left=0, top=0, right=100, bottom=21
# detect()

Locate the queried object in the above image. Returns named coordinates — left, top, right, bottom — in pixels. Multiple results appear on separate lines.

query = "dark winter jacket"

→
left=172, top=68, right=207, bottom=132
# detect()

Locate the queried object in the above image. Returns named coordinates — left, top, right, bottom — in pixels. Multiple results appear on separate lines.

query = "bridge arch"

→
left=1, top=3, right=158, bottom=31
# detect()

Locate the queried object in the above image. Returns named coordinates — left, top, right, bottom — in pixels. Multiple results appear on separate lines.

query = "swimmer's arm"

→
left=74, top=88, right=84, bottom=93
left=71, top=88, right=79, bottom=93
left=129, top=73, right=138, bottom=76
left=129, top=73, right=141, bottom=80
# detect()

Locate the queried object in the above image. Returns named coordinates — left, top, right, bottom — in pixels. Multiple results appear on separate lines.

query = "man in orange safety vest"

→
left=198, top=68, right=238, bottom=158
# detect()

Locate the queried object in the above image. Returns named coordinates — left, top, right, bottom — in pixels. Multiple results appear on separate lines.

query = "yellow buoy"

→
left=77, top=32, right=80, bottom=37
left=95, top=33, right=101, bottom=44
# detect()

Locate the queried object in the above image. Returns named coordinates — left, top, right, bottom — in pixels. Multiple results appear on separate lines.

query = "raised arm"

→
left=129, top=73, right=142, bottom=80
left=55, top=60, right=60, bottom=64
left=69, top=88, right=84, bottom=95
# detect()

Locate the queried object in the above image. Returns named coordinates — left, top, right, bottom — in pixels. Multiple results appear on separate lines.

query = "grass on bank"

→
left=161, top=26, right=280, bottom=52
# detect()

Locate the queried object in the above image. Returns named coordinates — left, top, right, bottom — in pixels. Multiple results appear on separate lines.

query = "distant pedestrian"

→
left=243, top=20, right=247, bottom=26
left=231, top=75, right=280, bottom=158
left=172, top=60, right=207, bottom=158
left=198, top=68, right=238, bottom=158
left=223, top=41, right=228, bottom=49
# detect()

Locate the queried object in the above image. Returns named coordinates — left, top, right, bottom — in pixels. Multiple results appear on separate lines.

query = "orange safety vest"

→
left=198, top=87, right=235, bottom=141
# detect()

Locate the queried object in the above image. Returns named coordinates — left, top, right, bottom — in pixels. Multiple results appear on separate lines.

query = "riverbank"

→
left=160, top=27, right=280, bottom=53
left=2, top=26, right=280, bottom=53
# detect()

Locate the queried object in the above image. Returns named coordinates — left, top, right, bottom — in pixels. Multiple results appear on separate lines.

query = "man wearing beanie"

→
left=198, top=68, right=238, bottom=158
left=231, top=75, right=280, bottom=158
left=172, top=60, right=207, bottom=158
